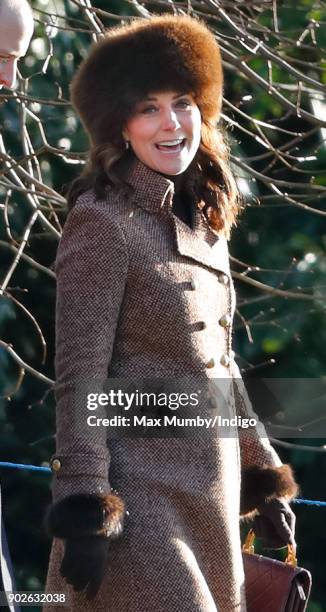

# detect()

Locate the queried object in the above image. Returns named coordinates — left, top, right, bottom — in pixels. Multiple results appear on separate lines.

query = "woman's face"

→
left=123, top=91, right=202, bottom=175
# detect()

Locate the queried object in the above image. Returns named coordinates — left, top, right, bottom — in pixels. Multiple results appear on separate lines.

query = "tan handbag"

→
left=242, top=529, right=312, bottom=612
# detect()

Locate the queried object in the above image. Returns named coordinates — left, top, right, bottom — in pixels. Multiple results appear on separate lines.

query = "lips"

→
left=155, top=138, right=186, bottom=153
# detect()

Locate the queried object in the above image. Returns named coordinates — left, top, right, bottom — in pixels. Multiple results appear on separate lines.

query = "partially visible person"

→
left=0, top=486, right=21, bottom=612
left=0, top=0, right=34, bottom=90
left=43, top=15, right=298, bottom=612
left=0, top=2, right=34, bottom=608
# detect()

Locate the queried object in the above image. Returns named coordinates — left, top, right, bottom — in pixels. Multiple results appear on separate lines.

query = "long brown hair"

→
left=66, top=118, right=242, bottom=238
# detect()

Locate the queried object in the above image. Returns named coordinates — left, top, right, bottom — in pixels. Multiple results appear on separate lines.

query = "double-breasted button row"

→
left=189, top=272, right=233, bottom=370
left=205, top=352, right=235, bottom=369
left=190, top=274, right=229, bottom=289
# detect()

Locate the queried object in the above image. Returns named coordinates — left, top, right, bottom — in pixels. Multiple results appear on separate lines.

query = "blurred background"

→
left=0, top=0, right=325, bottom=610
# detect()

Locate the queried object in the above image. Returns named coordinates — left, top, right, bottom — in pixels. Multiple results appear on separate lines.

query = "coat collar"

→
left=126, top=156, right=175, bottom=214
left=125, top=157, right=231, bottom=277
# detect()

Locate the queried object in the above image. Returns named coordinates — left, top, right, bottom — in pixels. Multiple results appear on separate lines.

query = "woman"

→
left=44, top=15, right=298, bottom=612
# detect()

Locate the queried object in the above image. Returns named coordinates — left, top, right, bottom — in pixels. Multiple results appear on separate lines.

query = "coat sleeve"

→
left=231, top=360, right=282, bottom=469
left=231, top=361, right=299, bottom=515
left=50, top=196, right=128, bottom=504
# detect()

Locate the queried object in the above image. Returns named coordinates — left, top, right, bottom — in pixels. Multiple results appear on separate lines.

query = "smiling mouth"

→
left=155, top=138, right=186, bottom=153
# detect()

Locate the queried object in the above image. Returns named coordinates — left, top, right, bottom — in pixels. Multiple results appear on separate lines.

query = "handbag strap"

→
left=243, top=528, right=297, bottom=566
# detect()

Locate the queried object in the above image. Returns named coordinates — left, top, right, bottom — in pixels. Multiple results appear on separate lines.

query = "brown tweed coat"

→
left=44, top=158, right=282, bottom=612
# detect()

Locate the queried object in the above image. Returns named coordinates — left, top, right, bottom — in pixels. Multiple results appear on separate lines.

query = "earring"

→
left=125, top=140, right=130, bottom=150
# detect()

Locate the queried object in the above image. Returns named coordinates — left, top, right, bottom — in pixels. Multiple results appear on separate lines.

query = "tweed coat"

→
left=44, top=157, right=282, bottom=612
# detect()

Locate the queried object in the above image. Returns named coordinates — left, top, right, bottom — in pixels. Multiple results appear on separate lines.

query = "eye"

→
left=175, top=98, right=192, bottom=109
left=139, top=105, right=158, bottom=114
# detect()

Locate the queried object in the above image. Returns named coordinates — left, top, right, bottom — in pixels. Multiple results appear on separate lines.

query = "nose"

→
left=161, top=107, right=181, bottom=131
left=0, top=59, right=17, bottom=90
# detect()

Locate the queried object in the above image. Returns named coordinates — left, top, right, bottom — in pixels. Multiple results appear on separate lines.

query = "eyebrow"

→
left=142, top=92, right=189, bottom=102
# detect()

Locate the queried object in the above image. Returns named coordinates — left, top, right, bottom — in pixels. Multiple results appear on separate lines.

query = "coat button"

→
left=51, top=458, right=61, bottom=472
left=218, top=273, right=229, bottom=285
left=205, top=358, right=215, bottom=369
left=219, top=314, right=231, bottom=328
left=190, top=279, right=197, bottom=290
left=220, top=354, right=230, bottom=367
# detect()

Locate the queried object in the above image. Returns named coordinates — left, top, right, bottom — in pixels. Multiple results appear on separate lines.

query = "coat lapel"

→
left=126, top=156, right=231, bottom=278
left=172, top=210, right=231, bottom=277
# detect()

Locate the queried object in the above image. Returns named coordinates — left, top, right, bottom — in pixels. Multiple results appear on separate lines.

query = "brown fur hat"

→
left=70, top=15, right=223, bottom=146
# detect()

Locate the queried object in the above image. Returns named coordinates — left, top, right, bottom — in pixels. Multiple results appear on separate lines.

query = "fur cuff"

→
left=240, top=464, right=299, bottom=516
left=45, top=492, right=126, bottom=539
